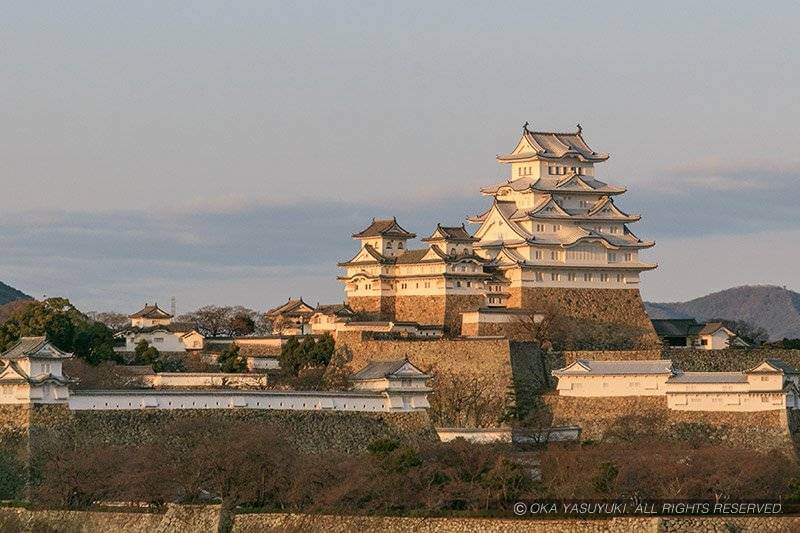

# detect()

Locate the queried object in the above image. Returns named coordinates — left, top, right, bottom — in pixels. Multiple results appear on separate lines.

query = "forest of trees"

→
left=0, top=297, right=118, bottom=365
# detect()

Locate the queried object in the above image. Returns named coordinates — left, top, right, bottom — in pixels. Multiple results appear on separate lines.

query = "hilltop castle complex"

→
left=339, top=124, right=657, bottom=337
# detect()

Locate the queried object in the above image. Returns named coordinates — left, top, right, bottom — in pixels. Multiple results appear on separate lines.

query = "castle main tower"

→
left=468, top=124, right=658, bottom=340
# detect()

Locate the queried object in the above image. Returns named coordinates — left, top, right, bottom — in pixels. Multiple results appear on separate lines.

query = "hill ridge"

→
left=646, top=285, right=800, bottom=341
left=0, top=281, right=31, bottom=306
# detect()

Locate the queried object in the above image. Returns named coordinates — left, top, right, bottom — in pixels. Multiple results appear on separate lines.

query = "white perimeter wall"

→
left=68, top=389, right=429, bottom=412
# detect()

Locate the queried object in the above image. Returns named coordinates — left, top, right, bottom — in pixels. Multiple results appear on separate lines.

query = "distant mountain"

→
left=645, top=285, right=800, bottom=341
left=0, top=281, right=31, bottom=306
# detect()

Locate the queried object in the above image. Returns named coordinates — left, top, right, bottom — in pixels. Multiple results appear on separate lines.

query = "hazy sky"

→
left=2, top=2, right=799, bottom=313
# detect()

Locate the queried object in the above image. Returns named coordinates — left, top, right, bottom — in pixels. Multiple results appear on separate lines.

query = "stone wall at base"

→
left=347, top=295, right=395, bottom=318
left=561, top=349, right=665, bottom=365
left=541, top=395, right=793, bottom=451
left=337, top=331, right=549, bottom=425
left=233, top=513, right=800, bottom=533
left=556, top=348, right=800, bottom=371
left=443, top=294, right=488, bottom=335
left=668, top=348, right=800, bottom=372
left=509, top=287, right=659, bottom=346
left=394, top=295, right=447, bottom=329
left=1, top=507, right=799, bottom=533
left=349, top=294, right=486, bottom=335
left=339, top=331, right=515, bottom=385
left=0, top=504, right=221, bottom=533
left=26, top=404, right=437, bottom=455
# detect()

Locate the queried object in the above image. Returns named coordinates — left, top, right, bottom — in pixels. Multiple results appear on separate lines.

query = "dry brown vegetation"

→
left=26, top=417, right=800, bottom=513
left=539, top=439, right=795, bottom=501
left=32, top=420, right=534, bottom=513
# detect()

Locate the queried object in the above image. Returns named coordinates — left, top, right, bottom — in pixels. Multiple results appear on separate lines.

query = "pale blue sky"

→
left=1, top=2, right=799, bottom=312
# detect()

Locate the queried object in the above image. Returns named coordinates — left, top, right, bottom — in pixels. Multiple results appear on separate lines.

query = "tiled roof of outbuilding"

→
left=352, top=218, right=416, bottom=239
left=552, top=359, right=673, bottom=376
left=350, top=359, right=430, bottom=381
left=1, top=336, right=73, bottom=360
left=129, top=303, right=173, bottom=319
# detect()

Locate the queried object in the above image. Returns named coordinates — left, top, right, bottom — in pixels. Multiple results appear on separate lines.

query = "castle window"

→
left=550, top=251, right=558, bottom=261
left=535, top=250, right=542, bottom=260
left=535, top=272, right=543, bottom=282
left=568, top=272, right=576, bottom=281
left=386, top=241, right=392, bottom=249
left=608, top=253, right=617, bottom=263
left=600, top=273, right=609, bottom=282
left=625, top=253, right=632, bottom=262
left=466, top=281, right=471, bottom=287
left=549, top=166, right=555, bottom=175
left=550, top=273, right=559, bottom=281
left=616, top=274, right=624, bottom=283
left=584, top=273, right=592, bottom=282
left=456, top=281, right=462, bottom=287
left=398, top=242, right=403, bottom=249
left=536, top=224, right=545, bottom=232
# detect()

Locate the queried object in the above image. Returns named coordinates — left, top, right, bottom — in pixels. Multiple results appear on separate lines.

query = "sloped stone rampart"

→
left=2, top=507, right=799, bottom=533
left=232, top=513, right=800, bottom=532
left=0, top=504, right=221, bottom=533
left=25, top=404, right=436, bottom=455
left=510, top=287, right=659, bottom=345
left=668, top=348, right=800, bottom=372
left=541, top=395, right=793, bottom=451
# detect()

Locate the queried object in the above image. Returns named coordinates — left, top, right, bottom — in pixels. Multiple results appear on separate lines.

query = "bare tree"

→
left=89, top=311, right=130, bottom=332
left=427, top=366, right=506, bottom=427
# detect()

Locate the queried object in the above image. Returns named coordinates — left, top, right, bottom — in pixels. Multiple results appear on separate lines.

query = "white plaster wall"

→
left=437, top=428, right=512, bottom=443
left=247, top=357, right=280, bottom=371
left=131, top=317, right=172, bottom=328
left=67, top=389, right=429, bottom=412
left=667, top=392, right=786, bottom=411
left=555, top=374, right=669, bottom=397
left=125, top=332, right=187, bottom=352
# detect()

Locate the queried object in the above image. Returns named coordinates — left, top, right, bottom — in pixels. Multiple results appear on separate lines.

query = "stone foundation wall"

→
left=394, top=295, right=446, bottom=327
left=1, top=507, right=798, bottom=533
left=347, top=295, right=395, bottom=318
left=233, top=514, right=800, bottom=533
left=668, top=348, right=800, bottom=372
left=350, top=294, right=486, bottom=335
left=541, top=394, right=793, bottom=451
left=509, top=287, right=658, bottom=345
left=339, top=331, right=515, bottom=387
left=0, top=504, right=221, bottom=533
left=444, top=294, right=488, bottom=335
left=561, top=349, right=664, bottom=365
left=461, top=321, right=507, bottom=337
left=25, top=404, right=436, bottom=456
left=337, top=332, right=549, bottom=425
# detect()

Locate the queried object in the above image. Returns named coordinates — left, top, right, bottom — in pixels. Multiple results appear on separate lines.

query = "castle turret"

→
left=351, top=217, right=416, bottom=259
left=422, top=224, right=478, bottom=257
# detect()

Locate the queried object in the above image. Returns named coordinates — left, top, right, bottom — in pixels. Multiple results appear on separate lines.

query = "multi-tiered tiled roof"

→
left=496, top=125, right=609, bottom=163
left=470, top=124, right=657, bottom=276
